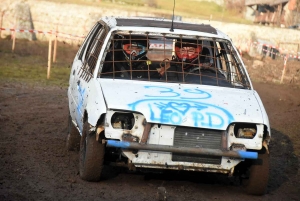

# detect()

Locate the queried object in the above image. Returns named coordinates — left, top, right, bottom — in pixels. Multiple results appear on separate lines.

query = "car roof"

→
left=117, top=18, right=217, bottom=34
left=102, top=17, right=218, bottom=35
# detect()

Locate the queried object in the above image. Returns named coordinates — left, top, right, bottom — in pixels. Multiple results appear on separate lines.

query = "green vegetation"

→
left=0, top=39, right=77, bottom=87
left=43, top=0, right=251, bottom=24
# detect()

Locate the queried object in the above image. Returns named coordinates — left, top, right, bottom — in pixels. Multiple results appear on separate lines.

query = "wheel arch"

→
left=84, top=109, right=106, bottom=126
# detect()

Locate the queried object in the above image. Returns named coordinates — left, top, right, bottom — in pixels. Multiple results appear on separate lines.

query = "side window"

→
left=229, top=45, right=250, bottom=88
left=219, top=42, right=250, bottom=88
left=78, top=23, right=102, bottom=61
left=78, top=23, right=108, bottom=82
left=215, top=42, right=227, bottom=72
left=201, top=40, right=213, bottom=64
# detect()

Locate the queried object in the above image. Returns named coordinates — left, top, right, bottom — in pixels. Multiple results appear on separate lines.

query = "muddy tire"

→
left=245, top=148, right=270, bottom=195
left=66, top=115, right=81, bottom=151
left=79, top=121, right=105, bottom=181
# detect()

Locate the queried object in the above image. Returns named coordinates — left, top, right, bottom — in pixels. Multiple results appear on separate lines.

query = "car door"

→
left=68, top=22, right=108, bottom=132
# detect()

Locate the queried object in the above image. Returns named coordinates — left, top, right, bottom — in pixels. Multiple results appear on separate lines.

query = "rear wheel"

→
left=79, top=121, right=105, bottom=181
left=66, top=115, right=81, bottom=151
left=245, top=148, right=270, bottom=195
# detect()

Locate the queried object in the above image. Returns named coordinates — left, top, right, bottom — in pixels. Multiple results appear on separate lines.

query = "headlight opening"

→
left=234, top=123, right=257, bottom=139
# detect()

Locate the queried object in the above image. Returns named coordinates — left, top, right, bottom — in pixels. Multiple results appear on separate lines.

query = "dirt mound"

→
left=243, top=53, right=300, bottom=85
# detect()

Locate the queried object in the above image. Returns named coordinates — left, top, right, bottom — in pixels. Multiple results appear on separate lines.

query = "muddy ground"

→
left=1, top=41, right=300, bottom=200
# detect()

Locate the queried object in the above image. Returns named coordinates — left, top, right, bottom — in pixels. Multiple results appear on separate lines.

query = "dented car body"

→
left=67, top=17, right=271, bottom=195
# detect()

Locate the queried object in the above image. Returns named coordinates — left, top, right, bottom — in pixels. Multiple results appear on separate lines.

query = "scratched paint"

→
left=128, top=86, right=234, bottom=129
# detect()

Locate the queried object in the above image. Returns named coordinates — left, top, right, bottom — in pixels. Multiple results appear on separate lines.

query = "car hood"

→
left=99, top=79, right=265, bottom=130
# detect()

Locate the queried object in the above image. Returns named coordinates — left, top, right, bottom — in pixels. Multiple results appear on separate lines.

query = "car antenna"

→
left=170, top=0, right=175, bottom=32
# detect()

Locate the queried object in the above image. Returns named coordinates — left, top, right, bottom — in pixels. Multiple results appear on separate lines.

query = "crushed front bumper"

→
left=105, top=140, right=258, bottom=159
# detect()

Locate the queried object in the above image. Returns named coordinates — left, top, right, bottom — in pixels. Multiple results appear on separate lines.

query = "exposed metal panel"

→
left=173, top=127, right=222, bottom=149
left=172, top=127, right=222, bottom=164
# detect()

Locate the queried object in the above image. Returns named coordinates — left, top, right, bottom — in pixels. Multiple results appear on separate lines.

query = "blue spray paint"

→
left=128, top=86, right=234, bottom=129
left=76, top=84, right=85, bottom=114
left=144, top=86, right=211, bottom=99
left=75, top=84, right=85, bottom=132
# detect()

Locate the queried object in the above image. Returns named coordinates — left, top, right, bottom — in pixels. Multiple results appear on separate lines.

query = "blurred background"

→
left=0, top=0, right=299, bottom=86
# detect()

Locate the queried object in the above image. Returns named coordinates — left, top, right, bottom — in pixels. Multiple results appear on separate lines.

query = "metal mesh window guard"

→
left=79, top=23, right=108, bottom=82
left=99, top=31, right=251, bottom=89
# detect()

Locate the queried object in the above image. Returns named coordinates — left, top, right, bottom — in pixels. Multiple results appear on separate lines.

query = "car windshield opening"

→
left=98, top=31, right=251, bottom=89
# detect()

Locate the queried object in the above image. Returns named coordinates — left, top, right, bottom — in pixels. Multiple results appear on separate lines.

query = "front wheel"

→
left=245, top=148, right=270, bottom=195
left=79, top=121, right=105, bottom=181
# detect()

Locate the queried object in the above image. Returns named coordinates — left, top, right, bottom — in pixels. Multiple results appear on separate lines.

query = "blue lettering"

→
left=170, top=112, right=182, bottom=124
left=201, top=112, right=224, bottom=128
left=128, top=86, right=234, bottom=129
left=144, top=86, right=180, bottom=97
left=192, top=111, right=204, bottom=127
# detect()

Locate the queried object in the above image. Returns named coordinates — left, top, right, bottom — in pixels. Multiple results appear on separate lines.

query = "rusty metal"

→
left=128, top=160, right=136, bottom=171
left=106, top=140, right=258, bottom=159
left=122, top=133, right=139, bottom=142
left=229, top=167, right=235, bottom=177
left=231, top=143, right=246, bottom=151
left=96, top=125, right=104, bottom=141
left=262, top=140, right=269, bottom=154
left=221, top=131, right=227, bottom=150
left=108, top=160, right=137, bottom=171
left=140, top=121, right=152, bottom=144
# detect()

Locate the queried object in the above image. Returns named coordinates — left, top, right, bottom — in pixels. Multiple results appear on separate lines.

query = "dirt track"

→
left=0, top=80, right=299, bottom=201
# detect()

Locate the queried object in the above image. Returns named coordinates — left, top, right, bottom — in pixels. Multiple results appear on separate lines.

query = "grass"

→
left=43, top=0, right=251, bottom=24
left=0, top=38, right=77, bottom=87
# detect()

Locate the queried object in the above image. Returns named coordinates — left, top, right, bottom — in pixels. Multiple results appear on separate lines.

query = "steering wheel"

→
left=188, top=63, right=217, bottom=74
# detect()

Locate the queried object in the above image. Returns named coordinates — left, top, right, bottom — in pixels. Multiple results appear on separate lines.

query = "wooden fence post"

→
left=280, top=56, right=288, bottom=84
left=12, top=18, right=17, bottom=52
left=47, top=34, right=53, bottom=79
left=53, top=24, right=58, bottom=63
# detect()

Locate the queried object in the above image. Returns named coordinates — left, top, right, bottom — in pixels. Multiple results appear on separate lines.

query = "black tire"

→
left=245, top=149, right=270, bottom=195
left=79, top=121, right=105, bottom=181
left=66, top=115, right=81, bottom=151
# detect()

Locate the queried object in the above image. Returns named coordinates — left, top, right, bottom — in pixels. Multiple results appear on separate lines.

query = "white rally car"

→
left=67, top=16, right=270, bottom=195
